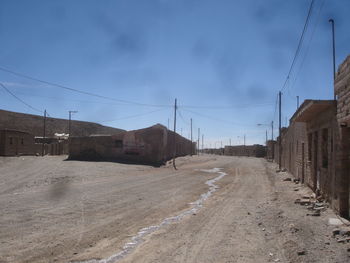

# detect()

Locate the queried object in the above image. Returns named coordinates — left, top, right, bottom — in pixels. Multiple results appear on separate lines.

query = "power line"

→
left=180, top=102, right=274, bottom=109
left=180, top=108, right=256, bottom=127
left=0, top=66, right=172, bottom=108
left=0, top=82, right=43, bottom=113
left=289, top=0, right=325, bottom=92
left=280, top=0, right=315, bottom=92
left=99, top=108, right=166, bottom=123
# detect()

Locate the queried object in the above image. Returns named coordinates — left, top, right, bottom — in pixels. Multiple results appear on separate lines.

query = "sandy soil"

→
left=0, top=155, right=349, bottom=263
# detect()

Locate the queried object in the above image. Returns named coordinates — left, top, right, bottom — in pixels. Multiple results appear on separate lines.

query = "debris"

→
left=297, top=250, right=306, bottom=256
left=269, top=252, right=274, bottom=257
left=306, top=210, right=321, bottom=216
left=294, top=188, right=299, bottom=191
left=336, top=237, right=350, bottom=243
left=295, top=199, right=311, bottom=205
left=328, top=218, right=344, bottom=226
left=293, top=178, right=300, bottom=184
left=283, top=177, right=292, bottom=181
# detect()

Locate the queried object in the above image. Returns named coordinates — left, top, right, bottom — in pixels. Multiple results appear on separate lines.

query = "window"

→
left=9, top=137, right=13, bottom=145
left=114, top=140, right=123, bottom=148
left=21, top=138, right=24, bottom=145
left=322, top=128, right=328, bottom=168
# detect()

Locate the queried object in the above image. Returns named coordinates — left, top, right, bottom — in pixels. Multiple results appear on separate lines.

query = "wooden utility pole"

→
left=190, top=118, right=193, bottom=156
left=41, top=110, right=46, bottom=156
left=279, top=91, right=282, bottom=170
left=329, top=18, right=336, bottom=100
left=172, top=99, right=177, bottom=169
left=197, top=128, right=200, bottom=155
left=265, top=130, right=268, bottom=146
left=68, top=110, right=78, bottom=137
left=202, top=134, right=204, bottom=154
left=173, top=99, right=177, bottom=169
left=271, top=121, right=274, bottom=140
left=297, top=96, right=300, bottom=109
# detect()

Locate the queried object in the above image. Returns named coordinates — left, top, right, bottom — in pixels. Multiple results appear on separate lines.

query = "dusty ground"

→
left=0, top=155, right=349, bottom=263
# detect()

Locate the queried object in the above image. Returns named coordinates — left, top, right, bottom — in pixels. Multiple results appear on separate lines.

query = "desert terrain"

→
left=0, top=155, right=349, bottom=263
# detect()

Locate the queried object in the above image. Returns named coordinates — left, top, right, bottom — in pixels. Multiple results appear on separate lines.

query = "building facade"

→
left=274, top=55, right=350, bottom=218
left=68, top=124, right=195, bottom=166
left=0, top=130, right=38, bottom=156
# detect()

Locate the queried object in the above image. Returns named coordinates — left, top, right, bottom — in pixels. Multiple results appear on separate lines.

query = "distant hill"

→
left=0, top=109, right=125, bottom=137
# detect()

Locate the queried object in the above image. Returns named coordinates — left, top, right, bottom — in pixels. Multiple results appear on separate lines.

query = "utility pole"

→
left=329, top=18, right=336, bottom=100
left=279, top=91, right=282, bottom=170
left=197, top=128, right=200, bottom=155
left=173, top=99, right=177, bottom=169
left=297, top=96, right=299, bottom=109
left=244, top=135, right=246, bottom=146
left=42, top=110, right=46, bottom=156
left=190, top=118, right=193, bottom=156
left=68, top=110, right=78, bottom=137
left=167, top=118, right=170, bottom=130
left=229, top=138, right=231, bottom=146
left=265, top=130, right=268, bottom=146
left=202, top=134, right=204, bottom=154
left=271, top=121, right=274, bottom=140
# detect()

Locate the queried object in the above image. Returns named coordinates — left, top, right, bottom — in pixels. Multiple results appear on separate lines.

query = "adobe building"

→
left=224, top=144, right=266, bottom=158
left=0, top=129, right=39, bottom=156
left=334, top=55, right=350, bottom=218
left=275, top=55, right=350, bottom=218
left=68, top=124, right=195, bottom=166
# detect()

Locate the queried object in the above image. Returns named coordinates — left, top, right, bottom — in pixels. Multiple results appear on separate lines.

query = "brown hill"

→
left=0, top=109, right=125, bottom=137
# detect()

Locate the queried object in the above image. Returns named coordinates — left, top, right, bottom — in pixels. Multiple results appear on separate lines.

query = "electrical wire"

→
left=180, top=108, right=256, bottom=127
left=289, top=0, right=325, bottom=92
left=99, top=108, right=166, bottom=123
left=0, top=82, right=43, bottom=113
left=0, top=66, right=172, bottom=108
left=180, top=102, right=274, bottom=109
left=280, top=0, right=315, bottom=92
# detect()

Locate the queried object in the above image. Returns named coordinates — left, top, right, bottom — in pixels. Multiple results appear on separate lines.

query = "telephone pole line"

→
left=271, top=121, right=274, bottom=140
left=197, top=128, right=200, bottom=155
left=329, top=18, right=336, bottom=100
left=190, top=118, right=193, bottom=156
left=173, top=99, right=177, bottom=169
left=68, top=110, right=78, bottom=137
left=297, top=95, right=300, bottom=109
left=279, top=91, right=282, bottom=170
left=42, top=109, right=46, bottom=156
left=202, top=134, right=204, bottom=154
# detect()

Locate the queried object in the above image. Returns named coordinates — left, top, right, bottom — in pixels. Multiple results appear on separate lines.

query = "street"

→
left=0, top=155, right=348, bottom=263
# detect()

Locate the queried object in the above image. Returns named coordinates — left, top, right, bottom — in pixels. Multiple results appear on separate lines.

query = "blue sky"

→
left=0, top=0, right=349, bottom=147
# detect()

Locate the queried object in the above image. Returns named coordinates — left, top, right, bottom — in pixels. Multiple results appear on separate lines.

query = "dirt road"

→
left=0, top=155, right=349, bottom=263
